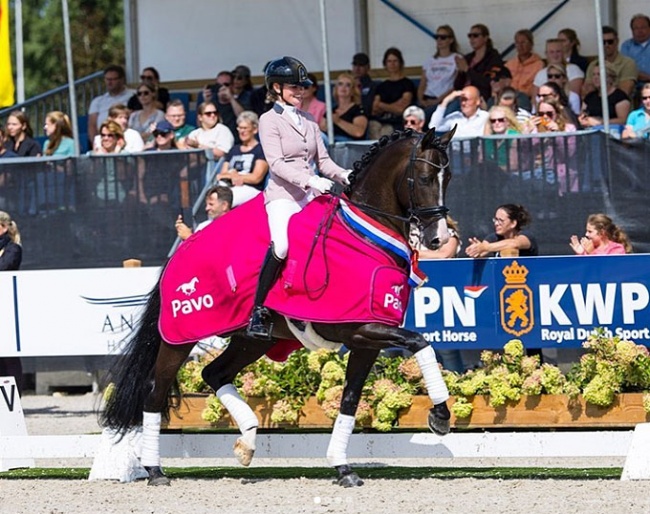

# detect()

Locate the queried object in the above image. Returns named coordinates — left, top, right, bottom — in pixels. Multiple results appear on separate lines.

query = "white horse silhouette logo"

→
left=176, top=277, right=199, bottom=296
left=391, top=284, right=404, bottom=295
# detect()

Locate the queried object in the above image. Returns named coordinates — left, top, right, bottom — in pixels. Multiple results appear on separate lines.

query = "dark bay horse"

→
left=101, top=126, right=457, bottom=487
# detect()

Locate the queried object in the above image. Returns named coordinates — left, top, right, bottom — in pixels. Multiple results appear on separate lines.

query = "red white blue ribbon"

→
left=339, top=199, right=428, bottom=287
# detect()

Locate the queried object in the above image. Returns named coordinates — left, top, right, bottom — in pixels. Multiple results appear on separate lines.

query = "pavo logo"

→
left=499, top=261, right=534, bottom=336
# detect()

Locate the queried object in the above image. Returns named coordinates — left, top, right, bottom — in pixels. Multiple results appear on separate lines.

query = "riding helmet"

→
left=264, top=56, right=313, bottom=89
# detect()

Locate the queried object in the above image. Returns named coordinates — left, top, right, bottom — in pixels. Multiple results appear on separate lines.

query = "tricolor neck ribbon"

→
left=339, top=199, right=428, bottom=287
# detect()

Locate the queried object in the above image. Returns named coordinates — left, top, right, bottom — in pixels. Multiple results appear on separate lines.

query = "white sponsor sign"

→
left=0, top=267, right=161, bottom=357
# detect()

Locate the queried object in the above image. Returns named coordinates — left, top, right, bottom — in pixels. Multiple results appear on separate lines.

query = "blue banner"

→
left=403, top=255, right=650, bottom=349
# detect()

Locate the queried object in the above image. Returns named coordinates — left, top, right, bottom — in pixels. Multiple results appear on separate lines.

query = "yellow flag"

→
left=0, top=0, right=15, bottom=108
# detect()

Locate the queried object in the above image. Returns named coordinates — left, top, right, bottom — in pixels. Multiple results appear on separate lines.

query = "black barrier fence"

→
left=0, top=150, right=211, bottom=269
left=0, top=131, right=648, bottom=269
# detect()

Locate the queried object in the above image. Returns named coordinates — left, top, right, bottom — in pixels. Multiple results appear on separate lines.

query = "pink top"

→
left=305, top=98, right=326, bottom=125
left=591, top=241, right=626, bottom=255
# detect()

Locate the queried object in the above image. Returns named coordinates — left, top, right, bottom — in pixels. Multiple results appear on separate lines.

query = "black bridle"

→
left=343, top=134, right=450, bottom=233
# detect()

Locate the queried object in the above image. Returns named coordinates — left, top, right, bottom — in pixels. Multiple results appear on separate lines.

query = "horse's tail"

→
left=99, top=274, right=165, bottom=434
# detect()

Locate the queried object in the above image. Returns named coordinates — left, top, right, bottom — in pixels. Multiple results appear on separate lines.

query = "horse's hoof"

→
left=234, top=438, right=254, bottom=466
left=428, top=402, right=451, bottom=436
left=334, top=465, right=364, bottom=487
left=144, top=466, right=171, bottom=486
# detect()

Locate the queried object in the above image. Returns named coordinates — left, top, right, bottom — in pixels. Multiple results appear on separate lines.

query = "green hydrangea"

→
left=583, top=374, right=618, bottom=407
left=201, top=394, right=225, bottom=424
left=270, top=399, right=300, bottom=424
left=451, top=397, right=473, bottom=418
left=643, top=393, right=650, bottom=414
left=540, top=364, right=566, bottom=395
left=521, top=371, right=543, bottom=396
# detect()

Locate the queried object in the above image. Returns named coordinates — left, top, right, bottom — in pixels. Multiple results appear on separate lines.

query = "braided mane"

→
left=349, top=129, right=449, bottom=183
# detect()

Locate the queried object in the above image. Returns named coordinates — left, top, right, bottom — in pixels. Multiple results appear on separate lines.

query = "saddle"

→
left=158, top=194, right=415, bottom=346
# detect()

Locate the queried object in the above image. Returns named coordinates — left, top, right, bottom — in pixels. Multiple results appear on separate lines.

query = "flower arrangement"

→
left=174, top=328, right=650, bottom=430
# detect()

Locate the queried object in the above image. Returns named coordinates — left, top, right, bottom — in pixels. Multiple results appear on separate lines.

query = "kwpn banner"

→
left=0, top=0, right=14, bottom=108
left=404, top=255, right=650, bottom=349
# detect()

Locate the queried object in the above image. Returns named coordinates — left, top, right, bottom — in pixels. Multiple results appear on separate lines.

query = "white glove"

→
left=307, top=175, right=334, bottom=194
left=336, top=169, right=352, bottom=186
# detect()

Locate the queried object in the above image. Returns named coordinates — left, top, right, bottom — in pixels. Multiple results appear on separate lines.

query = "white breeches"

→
left=266, top=195, right=312, bottom=258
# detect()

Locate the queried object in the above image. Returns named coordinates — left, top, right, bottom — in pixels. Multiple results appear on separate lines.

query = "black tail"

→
left=99, top=274, right=165, bottom=434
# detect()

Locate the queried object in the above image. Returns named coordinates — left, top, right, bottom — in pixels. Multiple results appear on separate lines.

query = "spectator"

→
left=369, top=47, right=416, bottom=139
left=579, top=63, right=631, bottom=127
left=128, top=66, right=170, bottom=111
left=533, top=39, right=584, bottom=98
left=543, top=64, right=582, bottom=116
left=92, top=104, right=144, bottom=153
left=0, top=123, right=18, bottom=158
left=43, top=111, right=74, bottom=156
left=483, top=106, right=522, bottom=171
left=505, top=29, right=544, bottom=100
left=557, top=28, right=589, bottom=73
left=186, top=101, right=235, bottom=160
left=231, top=64, right=254, bottom=111
left=402, top=105, right=426, bottom=133
left=0, top=210, right=23, bottom=394
left=621, top=14, right=650, bottom=85
left=128, top=82, right=165, bottom=143
left=164, top=99, right=196, bottom=149
left=536, top=81, right=581, bottom=127
left=495, top=87, right=532, bottom=127
left=250, top=61, right=274, bottom=117
left=582, top=27, right=637, bottom=98
left=417, top=25, right=462, bottom=111
left=351, top=52, right=378, bottom=118
left=216, top=111, right=268, bottom=207
left=570, top=213, right=632, bottom=255
left=87, top=65, right=136, bottom=144
left=454, top=23, right=504, bottom=102
left=487, top=65, right=532, bottom=112
left=622, top=83, right=650, bottom=139
left=93, top=120, right=125, bottom=155
left=428, top=85, right=488, bottom=136
left=4, top=110, right=41, bottom=156
left=319, top=72, right=368, bottom=141
left=466, top=203, right=538, bottom=258
left=200, top=70, right=243, bottom=142
left=301, top=73, right=326, bottom=126
left=93, top=120, right=129, bottom=203
left=175, top=185, right=233, bottom=241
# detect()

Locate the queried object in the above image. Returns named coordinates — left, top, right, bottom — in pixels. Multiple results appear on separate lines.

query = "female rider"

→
left=247, top=56, right=350, bottom=339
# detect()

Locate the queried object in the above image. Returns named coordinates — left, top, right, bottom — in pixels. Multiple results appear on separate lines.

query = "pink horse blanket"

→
left=158, top=194, right=420, bottom=348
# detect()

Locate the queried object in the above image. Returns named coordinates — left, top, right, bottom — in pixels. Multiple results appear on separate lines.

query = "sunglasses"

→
left=490, top=117, right=506, bottom=123
left=202, top=111, right=218, bottom=116
left=603, top=39, right=616, bottom=45
left=436, top=34, right=451, bottom=40
left=468, top=32, right=483, bottom=38
left=153, top=130, right=172, bottom=137
left=547, top=73, right=565, bottom=79
left=404, top=119, right=420, bottom=126
left=140, top=75, right=155, bottom=81
left=100, top=133, right=116, bottom=139
left=642, top=96, right=650, bottom=100
left=137, top=90, right=151, bottom=96
left=539, top=111, right=555, bottom=118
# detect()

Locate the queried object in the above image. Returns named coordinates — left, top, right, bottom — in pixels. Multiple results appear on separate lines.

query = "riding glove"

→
left=336, top=169, right=353, bottom=186
left=307, top=175, right=334, bottom=194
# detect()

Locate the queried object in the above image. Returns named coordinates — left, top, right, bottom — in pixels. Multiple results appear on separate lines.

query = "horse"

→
left=100, top=126, right=457, bottom=487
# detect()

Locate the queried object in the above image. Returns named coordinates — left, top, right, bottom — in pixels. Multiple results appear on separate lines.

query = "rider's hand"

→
left=335, top=169, right=353, bottom=186
left=307, top=175, right=334, bottom=194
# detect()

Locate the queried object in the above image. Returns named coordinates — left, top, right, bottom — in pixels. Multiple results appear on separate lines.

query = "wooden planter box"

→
left=164, top=393, right=650, bottom=430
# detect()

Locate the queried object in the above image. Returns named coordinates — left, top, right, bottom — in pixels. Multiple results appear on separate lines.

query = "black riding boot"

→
left=247, top=245, right=285, bottom=340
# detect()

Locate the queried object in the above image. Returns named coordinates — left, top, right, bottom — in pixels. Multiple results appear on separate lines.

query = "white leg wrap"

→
left=217, top=384, right=258, bottom=448
left=326, top=414, right=355, bottom=467
left=140, top=411, right=161, bottom=468
left=415, top=346, right=450, bottom=405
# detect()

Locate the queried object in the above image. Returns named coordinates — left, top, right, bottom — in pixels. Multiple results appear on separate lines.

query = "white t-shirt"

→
left=92, top=128, right=145, bottom=153
left=533, top=64, right=584, bottom=87
left=88, top=89, right=137, bottom=128
left=422, top=53, right=460, bottom=98
left=187, top=123, right=235, bottom=154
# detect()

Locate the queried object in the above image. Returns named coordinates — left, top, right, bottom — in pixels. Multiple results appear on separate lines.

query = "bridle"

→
left=343, top=134, right=450, bottom=233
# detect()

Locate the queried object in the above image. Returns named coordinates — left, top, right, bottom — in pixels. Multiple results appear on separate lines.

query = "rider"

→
left=247, top=56, right=351, bottom=339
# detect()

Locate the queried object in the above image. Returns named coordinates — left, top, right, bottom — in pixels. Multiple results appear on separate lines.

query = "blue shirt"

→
left=621, top=38, right=650, bottom=76
left=43, top=136, right=75, bottom=156
left=625, top=108, right=650, bottom=138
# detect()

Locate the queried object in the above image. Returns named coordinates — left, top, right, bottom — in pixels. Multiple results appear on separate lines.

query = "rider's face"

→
left=276, top=83, right=304, bottom=107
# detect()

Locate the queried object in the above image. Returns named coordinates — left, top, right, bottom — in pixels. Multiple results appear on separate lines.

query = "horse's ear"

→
left=439, top=125, right=457, bottom=147
left=421, top=127, right=438, bottom=149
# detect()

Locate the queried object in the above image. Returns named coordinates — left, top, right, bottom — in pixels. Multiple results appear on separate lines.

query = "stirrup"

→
left=247, top=307, right=273, bottom=340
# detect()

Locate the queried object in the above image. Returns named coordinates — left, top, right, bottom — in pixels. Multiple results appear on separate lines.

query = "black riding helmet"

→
left=264, top=56, right=313, bottom=90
